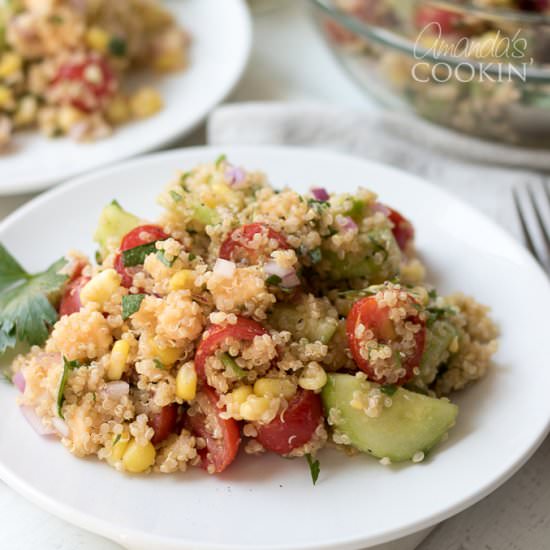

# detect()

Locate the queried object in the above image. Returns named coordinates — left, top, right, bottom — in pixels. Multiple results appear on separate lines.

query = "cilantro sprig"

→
left=0, top=244, right=68, bottom=354
left=305, top=454, right=321, bottom=486
left=57, top=356, right=80, bottom=419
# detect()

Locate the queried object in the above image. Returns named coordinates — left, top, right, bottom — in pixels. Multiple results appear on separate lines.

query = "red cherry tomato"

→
left=51, top=54, right=117, bottom=112
left=194, top=317, right=268, bottom=382
left=387, top=207, right=415, bottom=251
left=114, top=225, right=169, bottom=289
left=219, top=223, right=289, bottom=264
left=346, top=294, right=426, bottom=385
left=255, top=390, right=323, bottom=455
left=414, top=5, right=463, bottom=35
left=186, top=386, right=240, bottom=473
left=150, top=404, right=179, bottom=445
left=59, top=274, right=90, bottom=317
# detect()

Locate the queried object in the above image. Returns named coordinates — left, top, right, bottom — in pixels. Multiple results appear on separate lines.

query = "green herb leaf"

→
left=169, top=190, right=182, bottom=202
left=426, top=306, right=456, bottom=328
left=113, top=434, right=121, bottom=446
left=305, top=454, right=320, bottom=486
left=220, top=352, right=246, bottom=379
left=380, top=384, right=397, bottom=396
left=154, top=358, right=166, bottom=370
left=121, top=294, right=145, bottom=320
left=57, top=356, right=80, bottom=419
left=188, top=253, right=196, bottom=261
left=156, top=250, right=175, bottom=267
left=215, top=154, right=227, bottom=167
left=0, top=245, right=68, bottom=354
left=368, top=235, right=388, bottom=261
left=108, top=36, right=127, bottom=57
left=266, top=274, right=282, bottom=286
left=121, top=242, right=158, bottom=267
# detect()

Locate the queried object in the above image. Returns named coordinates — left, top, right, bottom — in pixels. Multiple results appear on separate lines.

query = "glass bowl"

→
left=310, top=0, right=550, bottom=147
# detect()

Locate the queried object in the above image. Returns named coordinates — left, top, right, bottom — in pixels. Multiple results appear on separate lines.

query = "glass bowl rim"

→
left=311, top=0, right=550, bottom=82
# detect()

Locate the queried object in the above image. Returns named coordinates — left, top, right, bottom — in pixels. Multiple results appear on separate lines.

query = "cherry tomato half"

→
left=414, top=5, right=463, bottom=36
left=51, top=54, right=117, bottom=112
left=186, top=386, right=240, bottom=473
left=114, top=224, right=169, bottom=288
left=387, top=207, right=415, bottom=252
left=194, top=317, right=268, bottom=381
left=150, top=404, right=179, bottom=445
left=219, top=223, right=289, bottom=264
left=255, top=390, right=323, bottom=455
left=59, top=274, right=90, bottom=317
left=346, top=294, right=426, bottom=385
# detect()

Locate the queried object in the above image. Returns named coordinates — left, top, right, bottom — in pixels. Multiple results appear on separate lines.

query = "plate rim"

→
left=0, top=0, right=252, bottom=196
left=1, top=145, right=549, bottom=550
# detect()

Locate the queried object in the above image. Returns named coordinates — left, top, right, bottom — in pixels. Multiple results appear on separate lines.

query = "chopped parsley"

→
left=426, top=306, right=456, bottom=328
left=121, top=294, right=145, bottom=320
left=188, top=253, right=196, bottom=261
left=108, top=36, right=127, bottom=57
left=154, top=358, right=166, bottom=370
left=215, top=154, right=227, bottom=167
left=220, top=352, right=246, bottom=379
left=368, top=235, right=388, bottom=261
left=113, top=434, right=121, bottom=446
left=121, top=241, right=158, bottom=267
left=380, top=384, right=397, bottom=396
left=169, top=190, right=182, bottom=203
left=57, top=357, right=80, bottom=419
left=266, top=274, right=282, bottom=286
left=305, top=454, right=320, bottom=486
left=0, top=244, right=68, bottom=354
left=307, top=198, right=329, bottom=214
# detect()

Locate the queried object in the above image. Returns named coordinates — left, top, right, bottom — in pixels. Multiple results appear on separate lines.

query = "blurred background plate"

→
left=0, top=0, right=251, bottom=195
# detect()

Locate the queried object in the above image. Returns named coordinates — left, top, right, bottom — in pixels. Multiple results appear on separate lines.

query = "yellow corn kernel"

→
left=148, top=337, right=183, bottom=366
left=240, top=395, right=270, bottom=422
left=0, top=86, right=14, bottom=109
left=106, top=434, right=129, bottom=466
left=122, top=439, right=156, bottom=473
left=80, top=268, right=121, bottom=307
left=13, top=95, right=38, bottom=127
left=105, top=95, right=131, bottom=125
left=108, top=340, right=130, bottom=381
left=130, top=87, right=163, bottom=119
left=254, top=378, right=296, bottom=400
left=153, top=50, right=184, bottom=72
left=298, top=363, right=328, bottom=392
left=0, top=52, right=22, bottom=79
left=176, top=362, right=197, bottom=401
left=57, top=105, right=84, bottom=132
left=169, top=269, right=195, bottom=291
left=85, top=26, right=110, bottom=53
left=231, top=384, right=253, bottom=406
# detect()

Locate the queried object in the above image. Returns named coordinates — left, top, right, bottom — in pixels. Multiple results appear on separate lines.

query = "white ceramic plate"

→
left=1, top=147, right=549, bottom=550
left=0, top=0, right=251, bottom=195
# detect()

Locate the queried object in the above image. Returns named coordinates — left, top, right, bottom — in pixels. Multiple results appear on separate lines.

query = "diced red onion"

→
left=281, top=272, right=301, bottom=288
left=336, top=215, right=358, bottom=232
left=225, top=165, right=246, bottom=187
left=311, top=187, right=329, bottom=202
left=52, top=417, right=70, bottom=438
left=104, top=381, right=130, bottom=398
left=20, top=406, right=55, bottom=436
left=263, top=261, right=294, bottom=280
left=13, top=371, right=25, bottom=393
left=214, top=258, right=236, bottom=278
left=372, top=202, right=390, bottom=217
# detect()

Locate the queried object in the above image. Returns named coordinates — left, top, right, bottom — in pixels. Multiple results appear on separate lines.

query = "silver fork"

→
left=513, top=183, right=550, bottom=273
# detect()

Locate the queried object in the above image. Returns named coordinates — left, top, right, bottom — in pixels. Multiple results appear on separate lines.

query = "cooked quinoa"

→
left=0, top=0, right=189, bottom=150
left=7, top=157, right=498, bottom=476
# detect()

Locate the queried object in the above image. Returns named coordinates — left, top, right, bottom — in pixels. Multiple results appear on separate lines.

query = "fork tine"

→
left=513, top=188, right=540, bottom=263
left=528, top=186, right=550, bottom=251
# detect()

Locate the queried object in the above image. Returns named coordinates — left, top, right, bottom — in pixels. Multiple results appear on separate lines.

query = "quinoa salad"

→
left=0, top=0, right=189, bottom=150
left=0, top=157, right=498, bottom=479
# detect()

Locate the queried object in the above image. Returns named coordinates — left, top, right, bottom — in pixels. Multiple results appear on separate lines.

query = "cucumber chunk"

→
left=93, top=200, right=140, bottom=259
left=321, top=228, right=401, bottom=282
left=322, top=374, right=458, bottom=462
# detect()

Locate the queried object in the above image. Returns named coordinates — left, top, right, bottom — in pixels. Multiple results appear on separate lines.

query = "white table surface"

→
left=1, top=2, right=549, bottom=550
